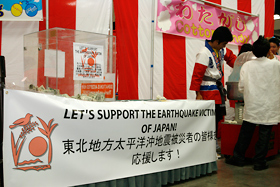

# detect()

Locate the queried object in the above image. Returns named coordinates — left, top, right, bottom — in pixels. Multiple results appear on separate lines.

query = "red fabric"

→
left=38, top=0, right=76, bottom=96
left=189, top=63, right=207, bottom=91
left=163, top=34, right=187, bottom=99
left=190, top=62, right=222, bottom=104
left=229, top=100, right=237, bottom=108
left=224, top=48, right=237, bottom=68
left=265, top=0, right=274, bottom=37
left=238, top=45, right=242, bottom=54
left=237, top=0, right=251, bottom=15
left=40, top=0, right=76, bottom=29
left=114, top=0, right=138, bottom=100
left=205, top=0, right=221, bottom=7
left=200, top=90, right=222, bottom=104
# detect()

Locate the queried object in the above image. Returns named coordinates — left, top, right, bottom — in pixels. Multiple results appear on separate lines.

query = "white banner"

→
left=3, top=89, right=216, bottom=187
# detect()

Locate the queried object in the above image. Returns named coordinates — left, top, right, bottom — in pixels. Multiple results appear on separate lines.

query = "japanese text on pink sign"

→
left=156, top=0, right=259, bottom=45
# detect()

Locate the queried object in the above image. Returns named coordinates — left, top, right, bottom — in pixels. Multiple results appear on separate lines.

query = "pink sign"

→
left=156, top=0, right=259, bottom=45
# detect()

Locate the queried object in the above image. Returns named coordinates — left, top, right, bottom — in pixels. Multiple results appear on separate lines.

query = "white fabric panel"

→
left=221, top=0, right=237, bottom=121
left=138, top=0, right=153, bottom=99
left=152, top=0, right=163, bottom=99
left=153, top=32, right=164, bottom=99
left=186, top=38, right=204, bottom=100
left=76, top=0, right=111, bottom=34
left=1, top=21, right=39, bottom=90
left=75, top=0, right=112, bottom=97
left=221, top=0, right=237, bottom=11
left=252, top=0, right=265, bottom=36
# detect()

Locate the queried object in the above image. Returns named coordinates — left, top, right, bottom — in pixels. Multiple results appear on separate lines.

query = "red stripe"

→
left=38, top=0, right=76, bottom=96
left=163, top=34, right=186, bottom=99
left=114, top=1, right=138, bottom=100
left=237, top=0, right=251, bottom=14
left=39, top=0, right=76, bottom=30
left=205, top=0, right=221, bottom=8
left=265, top=0, right=274, bottom=37
left=236, top=0, right=251, bottom=64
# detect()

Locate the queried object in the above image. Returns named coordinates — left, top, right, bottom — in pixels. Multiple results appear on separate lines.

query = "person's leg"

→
left=226, top=120, right=256, bottom=166
left=253, top=125, right=273, bottom=170
left=233, top=120, right=256, bottom=161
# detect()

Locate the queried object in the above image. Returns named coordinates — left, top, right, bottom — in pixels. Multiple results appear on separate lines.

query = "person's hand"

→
left=267, top=50, right=275, bottom=59
left=196, top=91, right=203, bottom=100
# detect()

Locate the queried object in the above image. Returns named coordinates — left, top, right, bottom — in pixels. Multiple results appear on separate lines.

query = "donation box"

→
left=21, top=27, right=116, bottom=101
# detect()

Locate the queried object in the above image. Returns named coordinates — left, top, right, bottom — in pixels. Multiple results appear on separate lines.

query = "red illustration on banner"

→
left=9, top=113, right=58, bottom=171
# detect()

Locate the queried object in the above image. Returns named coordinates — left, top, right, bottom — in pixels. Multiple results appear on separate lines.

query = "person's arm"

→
left=196, top=91, right=203, bottom=100
left=238, top=65, right=245, bottom=93
left=190, top=63, right=207, bottom=100
left=224, top=48, right=237, bottom=68
left=190, top=51, right=209, bottom=100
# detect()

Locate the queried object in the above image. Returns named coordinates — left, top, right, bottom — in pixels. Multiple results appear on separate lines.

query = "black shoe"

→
left=225, top=156, right=245, bottom=167
left=253, top=163, right=269, bottom=171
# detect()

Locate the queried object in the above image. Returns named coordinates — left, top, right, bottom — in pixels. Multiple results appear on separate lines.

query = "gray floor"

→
left=166, top=148, right=280, bottom=187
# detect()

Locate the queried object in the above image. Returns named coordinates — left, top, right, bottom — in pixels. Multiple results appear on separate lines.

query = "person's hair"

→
left=211, top=26, right=233, bottom=44
left=269, top=37, right=280, bottom=47
left=252, top=36, right=270, bottom=58
left=238, top=43, right=253, bottom=56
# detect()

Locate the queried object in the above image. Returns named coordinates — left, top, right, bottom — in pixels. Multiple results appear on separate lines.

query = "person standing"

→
left=268, top=37, right=280, bottom=60
left=225, top=36, right=280, bottom=170
left=189, top=26, right=237, bottom=158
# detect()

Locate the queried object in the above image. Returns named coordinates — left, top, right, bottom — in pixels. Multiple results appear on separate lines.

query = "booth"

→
left=0, top=0, right=276, bottom=186
left=1, top=27, right=218, bottom=187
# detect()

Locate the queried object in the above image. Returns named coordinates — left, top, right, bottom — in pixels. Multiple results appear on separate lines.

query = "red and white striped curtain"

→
left=114, top=0, right=274, bottom=100
left=0, top=0, right=275, bottom=100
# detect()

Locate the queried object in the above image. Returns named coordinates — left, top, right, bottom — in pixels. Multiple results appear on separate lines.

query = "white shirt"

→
left=239, top=57, right=280, bottom=125
left=196, top=46, right=222, bottom=80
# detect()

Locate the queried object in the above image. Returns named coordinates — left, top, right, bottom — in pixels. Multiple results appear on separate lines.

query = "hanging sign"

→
left=0, top=0, right=43, bottom=21
left=156, top=0, right=259, bottom=45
